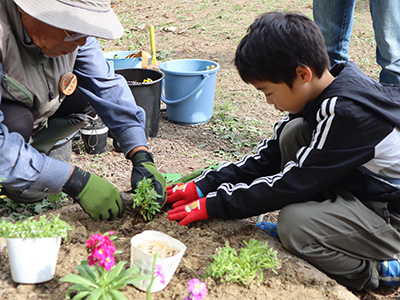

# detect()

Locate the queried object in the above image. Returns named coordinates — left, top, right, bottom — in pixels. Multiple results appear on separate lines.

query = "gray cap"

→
left=13, top=0, right=124, bottom=40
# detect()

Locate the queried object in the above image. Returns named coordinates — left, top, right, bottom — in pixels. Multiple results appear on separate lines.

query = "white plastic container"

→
left=130, top=230, right=186, bottom=293
left=7, top=237, right=61, bottom=284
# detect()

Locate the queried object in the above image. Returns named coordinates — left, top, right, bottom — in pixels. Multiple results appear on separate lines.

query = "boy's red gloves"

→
left=167, top=198, right=209, bottom=226
left=166, top=182, right=199, bottom=207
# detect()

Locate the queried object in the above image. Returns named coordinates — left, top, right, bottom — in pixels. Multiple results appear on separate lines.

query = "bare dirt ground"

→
left=1, top=0, right=399, bottom=299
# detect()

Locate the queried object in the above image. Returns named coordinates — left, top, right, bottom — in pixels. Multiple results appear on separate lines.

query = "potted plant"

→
left=0, top=213, right=72, bottom=284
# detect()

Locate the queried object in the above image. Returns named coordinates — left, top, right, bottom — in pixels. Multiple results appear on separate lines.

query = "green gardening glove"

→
left=63, top=167, right=125, bottom=220
left=131, top=150, right=167, bottom=207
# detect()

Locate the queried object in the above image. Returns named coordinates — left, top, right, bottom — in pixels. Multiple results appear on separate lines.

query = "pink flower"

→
left=101, top=254, right=115, bottom=271
left=187, top=278, right=207, bottom=300
left=154, top=265, right=165, bottom=284
left=86, top=233, right=116, bottom=271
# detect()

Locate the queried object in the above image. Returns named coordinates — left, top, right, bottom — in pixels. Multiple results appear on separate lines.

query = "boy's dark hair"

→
left=235, top=11, right=330, bottom=88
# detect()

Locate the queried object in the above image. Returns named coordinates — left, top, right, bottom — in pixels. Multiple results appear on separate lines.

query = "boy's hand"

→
left=167, top=198, right=209, bottom=226
left=166, top=182, right=199, bottom=207
left=63, top=167, right=125, bottom=220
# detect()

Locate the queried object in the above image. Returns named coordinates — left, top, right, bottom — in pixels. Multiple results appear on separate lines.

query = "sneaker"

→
left=377, top=259, right=400, bottom=287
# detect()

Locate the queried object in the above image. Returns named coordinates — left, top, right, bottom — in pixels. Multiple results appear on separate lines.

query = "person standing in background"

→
left=313, top=0, right=400, bottom=84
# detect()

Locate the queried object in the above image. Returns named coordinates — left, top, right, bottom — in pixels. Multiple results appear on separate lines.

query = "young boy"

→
left=167, top=11, right=400, bottom=290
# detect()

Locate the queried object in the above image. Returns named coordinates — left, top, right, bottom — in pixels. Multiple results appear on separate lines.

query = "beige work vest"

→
left=0, top=0, right=78, bottom=130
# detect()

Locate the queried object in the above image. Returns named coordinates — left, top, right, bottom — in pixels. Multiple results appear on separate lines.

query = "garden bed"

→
left=0, top=0, right=398, bottom=299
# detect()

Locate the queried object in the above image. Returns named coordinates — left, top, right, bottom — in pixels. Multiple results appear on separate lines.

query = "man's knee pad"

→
left=1, top=100, right=34, bottom=142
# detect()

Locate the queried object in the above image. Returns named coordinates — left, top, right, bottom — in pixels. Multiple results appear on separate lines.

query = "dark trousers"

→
left=1, top=90, right=96, bottom=152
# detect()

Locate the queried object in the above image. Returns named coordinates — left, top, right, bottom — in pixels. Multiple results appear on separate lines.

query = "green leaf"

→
left=77, top=263, right=100, bottom=282
left=66, top=284, right=93, bottom=292
left=126, top=275, right=150, bottom=285
left=107, top=261, right=126, bottom=280
left=86, top=288, right=103, bottom=300
left=71, top=291, right=91, bottom=300
left=109, top=289, right=128, bottom=300
left=102, top=293, right=113, bottom=300
left=163, top=173, right=182, bottom=184
left=60, top=274, right=99, bottom=288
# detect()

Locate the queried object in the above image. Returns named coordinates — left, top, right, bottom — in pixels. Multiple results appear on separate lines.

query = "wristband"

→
left=131, top=150, right=154, bottom=165
left=63, top=167, right=90, bottom=198
left=196, top=186, right=204, bottom=198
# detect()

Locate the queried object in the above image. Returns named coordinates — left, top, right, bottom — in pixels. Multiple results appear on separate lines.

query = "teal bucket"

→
left=103, top=51, right=152, bottom=71
left=159, top=59, right=220, bottom=125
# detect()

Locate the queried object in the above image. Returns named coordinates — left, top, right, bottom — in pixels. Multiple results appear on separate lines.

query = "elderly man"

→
left=0, top=0, right=166, bottom=220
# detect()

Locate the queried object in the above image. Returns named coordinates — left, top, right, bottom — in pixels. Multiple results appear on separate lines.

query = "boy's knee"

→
left=277, top=203, right=315, bottom=252
left=280, top=118, right=312, bottom=167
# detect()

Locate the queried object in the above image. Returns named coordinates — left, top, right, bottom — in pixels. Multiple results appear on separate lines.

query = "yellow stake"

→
left=149, top=25, right=157, bottom=65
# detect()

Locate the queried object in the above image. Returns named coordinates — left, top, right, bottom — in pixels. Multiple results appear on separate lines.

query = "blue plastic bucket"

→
left=103, top=51, right=152, bottom=70
left=159, top=59, right=220, bottom=125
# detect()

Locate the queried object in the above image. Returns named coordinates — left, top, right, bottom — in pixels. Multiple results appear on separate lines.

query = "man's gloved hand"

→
left=166, top=182, right=200, bottom=208
left=131, top=150, right=166, bottom=207
left=167, top=198, right=209, bottom=226
left=63, top=167, right=125, bottom=220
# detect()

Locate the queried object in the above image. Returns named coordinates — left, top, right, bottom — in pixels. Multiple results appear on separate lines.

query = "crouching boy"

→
left=167, top=11, right=400, bottom=290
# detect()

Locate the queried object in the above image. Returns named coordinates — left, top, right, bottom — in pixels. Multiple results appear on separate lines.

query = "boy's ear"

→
left=296, top=66, right=313, bottom=83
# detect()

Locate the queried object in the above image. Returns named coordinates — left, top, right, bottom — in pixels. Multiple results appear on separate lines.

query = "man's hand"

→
left=131, top=150, right=166, bottom=207
left=167, top=198, right=209, bottom=226
left=63, top=167, right=124, bottom=220
left=166, top=182, right=200, bottom=207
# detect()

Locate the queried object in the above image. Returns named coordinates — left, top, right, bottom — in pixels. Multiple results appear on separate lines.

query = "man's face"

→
left=19, top=9, right=87, bottom=58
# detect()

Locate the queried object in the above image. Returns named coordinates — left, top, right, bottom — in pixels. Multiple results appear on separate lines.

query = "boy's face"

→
left=251, top=67, right=314, bottom=114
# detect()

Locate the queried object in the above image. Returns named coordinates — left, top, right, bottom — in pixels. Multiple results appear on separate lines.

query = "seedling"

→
left=202, top=239, right=281, bottom=285
left=0, top=192, right=70, bottom=221
left=0, top=213, right=72, bottom=240
left=132, top=178, right=160, bottom=221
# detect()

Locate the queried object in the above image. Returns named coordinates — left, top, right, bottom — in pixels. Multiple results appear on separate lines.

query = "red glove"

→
left=166, top=182, right=199, bottom=207
left=167, top=198, right=209, bottom=226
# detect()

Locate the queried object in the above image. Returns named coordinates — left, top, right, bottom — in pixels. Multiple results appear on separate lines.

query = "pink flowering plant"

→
left=183, top=278, right=207, bottom=300
left=145, top=252, right=166, bottom=300
left=60, top=231, right=149, bottom=300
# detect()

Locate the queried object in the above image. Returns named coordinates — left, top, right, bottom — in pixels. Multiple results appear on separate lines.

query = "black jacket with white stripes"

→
left=195, top=62, right=400, bottom=220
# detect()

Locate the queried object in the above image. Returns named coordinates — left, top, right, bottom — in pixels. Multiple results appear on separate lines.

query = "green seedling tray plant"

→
left=132, top=178, right=161, bottom=221
left=0, top=213, right=72, bottom=240
left=202, top=238, right=281, bottom=285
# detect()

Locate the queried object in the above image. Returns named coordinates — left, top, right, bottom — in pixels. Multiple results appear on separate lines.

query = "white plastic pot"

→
left=130, top=230, right=186, bottom=293
left=7, top=237, right=61, bottom=284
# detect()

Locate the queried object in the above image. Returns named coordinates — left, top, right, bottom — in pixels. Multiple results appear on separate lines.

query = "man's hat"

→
left=13, top=0, right=124, bottom=40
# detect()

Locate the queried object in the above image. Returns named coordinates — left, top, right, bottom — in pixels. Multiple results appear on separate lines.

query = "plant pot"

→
left=130, top=230, right=186, bottom=293
left=80, top=124, right=109, bottom=154
left=6, top=237, right=61, bottom=284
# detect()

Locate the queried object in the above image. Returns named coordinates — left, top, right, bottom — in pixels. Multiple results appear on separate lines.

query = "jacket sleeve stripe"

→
left=298, top=97, right=337, bottom=167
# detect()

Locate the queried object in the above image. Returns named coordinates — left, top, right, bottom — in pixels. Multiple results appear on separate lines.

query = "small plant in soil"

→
left=0, top=213, right=72, bottom=239
left=0, top=192, right=70, bottom=221
left=132, top=178, right=160, bottom=221
left=202, top=239, right=281, bottom=285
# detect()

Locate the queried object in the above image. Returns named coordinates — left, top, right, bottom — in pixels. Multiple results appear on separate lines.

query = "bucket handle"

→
left=161, top=74, right=209, bottom=105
